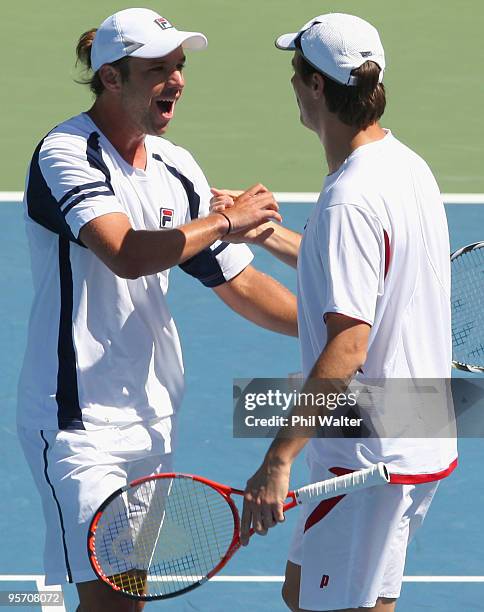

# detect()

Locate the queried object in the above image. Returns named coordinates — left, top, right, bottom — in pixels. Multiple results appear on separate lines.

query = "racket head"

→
left=87, top=473, right=240, bottom=601
left=451, top=241, right=484, bottom=372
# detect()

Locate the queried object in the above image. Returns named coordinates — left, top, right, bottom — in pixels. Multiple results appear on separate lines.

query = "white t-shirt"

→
left=18, top=113, right=253, bottom=431
left=297, top=130, right=457, bottom=480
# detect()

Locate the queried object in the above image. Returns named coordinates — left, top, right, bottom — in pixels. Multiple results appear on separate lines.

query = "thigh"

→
left=282, top=561, right=302, bottom=611
left=19, top=426, right=132, bottom=585
left=283, top=561, right=396, bottom=612
left=18, top=424, right=172, bottom=586
left=125, top=419, right=174, bottom=482
left=282, top=563, right=396, bottom=612
left=294, top=477, right=416, bottom=611
left=77, top=579, right=135, bottom=612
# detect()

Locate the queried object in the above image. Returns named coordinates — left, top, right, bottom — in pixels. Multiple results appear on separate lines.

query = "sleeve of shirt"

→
left=319, top=204, right=386, bottom=325
left=176, top=149, right=253, bottom=288
left=25, top=131, right=125, bottom=244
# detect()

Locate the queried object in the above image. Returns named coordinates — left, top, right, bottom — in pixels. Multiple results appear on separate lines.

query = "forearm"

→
left=81, top=213, right=229, bottom=279
left=251, top=222, right=301, bottom=269
left=240, top=318, right=369, bottom=542
left=124, top=215, right=229, bottom=277
left=81, top=185, right=281, bottom=279
left=213, top=266, right=298, bottom=336
left=264, top=327, right=368, bottom=466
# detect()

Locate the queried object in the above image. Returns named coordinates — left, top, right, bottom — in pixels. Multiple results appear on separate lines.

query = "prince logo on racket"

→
left=212, top=12, right=458, bottom=612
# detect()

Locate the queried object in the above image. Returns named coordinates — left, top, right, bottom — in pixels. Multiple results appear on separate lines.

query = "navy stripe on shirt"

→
left=62, top=189, right=114, bottom=217
left=26, top=138, right=82, bottom=245
left=152, top=153, right=228, bottom=287
left=58, top=180, right=111, bottom=208
left=56, top=236, right=84, bottom=430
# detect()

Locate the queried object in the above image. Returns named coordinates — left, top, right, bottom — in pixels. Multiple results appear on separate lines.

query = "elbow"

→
left=348, top=339, right=368, bottom=374
left=112, top=230, right=155, bottom=279
left=338, top=343, right=367, bottom=378
left=117, top=267, right=142, bottom=280
left=355, top=349, right=367, bottom=373
left=348, top=339, right=368, bottom=373
left=109, top=256, right=145, bottom=280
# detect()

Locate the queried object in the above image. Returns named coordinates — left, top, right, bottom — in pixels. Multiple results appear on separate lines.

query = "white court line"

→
left=274, top=193, right=484, bottom=205
left=403, top=576, right=484, bottom=583
left=0, top=575, right=65, bottom=612
left=35, top=575, right=65, bottom=612
left=211, top=575, right=484, bottom=583
left=0, top=574, right=481, bottom=611
left=0, top=192, right=23, bottom=201
left=1, top=192, right=484, bottom=205
left=2, top=573, right=484, bottom=584
left=3, top=574, right=484, bottom=584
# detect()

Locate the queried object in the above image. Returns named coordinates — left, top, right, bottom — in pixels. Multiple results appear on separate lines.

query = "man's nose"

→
left=169, top=69, right=184, bottom=88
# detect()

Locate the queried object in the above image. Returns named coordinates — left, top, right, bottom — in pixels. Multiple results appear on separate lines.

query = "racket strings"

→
left=92, top=477, right=236, bottom=598
left=451, top=247, right=484, bottom=368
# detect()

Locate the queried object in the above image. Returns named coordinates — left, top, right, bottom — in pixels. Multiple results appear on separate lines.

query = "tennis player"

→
left=215, top=13, right=457, bottom=612
left=17, top=8, right=297, bottom=611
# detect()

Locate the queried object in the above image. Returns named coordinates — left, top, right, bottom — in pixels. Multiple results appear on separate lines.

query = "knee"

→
left=282, top=580, right=299, bottom=611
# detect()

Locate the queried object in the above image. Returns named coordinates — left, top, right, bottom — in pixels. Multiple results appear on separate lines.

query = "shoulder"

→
left=38, top=114, right=102, bottom=161
left=376, top=132, right=438, bottom=184
left=148, top=136, right=209, bottom=187
left=148, top=136, right=199, bottom=168
left=320, top=202, right=383, bottom=238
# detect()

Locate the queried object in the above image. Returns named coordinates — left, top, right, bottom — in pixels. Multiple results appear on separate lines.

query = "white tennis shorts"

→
left=288, top=460, right=438, bottom=611
left=18, top=418, right=173, bottom=585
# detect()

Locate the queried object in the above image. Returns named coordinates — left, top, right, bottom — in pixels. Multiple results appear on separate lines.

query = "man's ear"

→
left=98, top=65, right=123, bottom=92
left=311, top=72, right=325, bottom=100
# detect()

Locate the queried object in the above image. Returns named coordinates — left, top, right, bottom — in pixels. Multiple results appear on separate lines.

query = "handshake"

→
left=209, top=183, right=281, bottom=243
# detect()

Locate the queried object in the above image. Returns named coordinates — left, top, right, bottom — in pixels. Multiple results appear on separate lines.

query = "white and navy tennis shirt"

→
left=18, top=113, right=253, bottom=431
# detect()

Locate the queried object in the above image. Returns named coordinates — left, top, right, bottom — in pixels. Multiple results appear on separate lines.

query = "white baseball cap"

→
left=91, top=8, right=208, bottom=72
left=275, top=13, right=385, bottom=86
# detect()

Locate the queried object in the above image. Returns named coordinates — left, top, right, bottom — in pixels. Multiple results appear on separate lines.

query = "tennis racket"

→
left=88, top=463, right=389, bottom=601
left=451, top=241, right=484, bottom=372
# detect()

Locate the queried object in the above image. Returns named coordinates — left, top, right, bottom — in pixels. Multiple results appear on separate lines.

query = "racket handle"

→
left=294, top=463, right=389, bottom=505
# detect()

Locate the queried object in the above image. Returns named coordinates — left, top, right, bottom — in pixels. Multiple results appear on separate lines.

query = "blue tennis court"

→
left=1, top=199, right=483, bottom=611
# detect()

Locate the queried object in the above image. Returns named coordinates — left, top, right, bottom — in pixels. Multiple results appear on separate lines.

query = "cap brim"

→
left=132, top=30, right=207, bottom=60
left=275, top=32, right=298, bottom=50
left=179, top=31, right=208, bottom=51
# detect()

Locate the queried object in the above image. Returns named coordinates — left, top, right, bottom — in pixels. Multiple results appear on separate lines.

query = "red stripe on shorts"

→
left=303, top=467, right=352, bottom=533
left=389, top=457, right=458, bottom=484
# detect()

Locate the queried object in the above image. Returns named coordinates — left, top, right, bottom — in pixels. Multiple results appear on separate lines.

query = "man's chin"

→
left=147, top=121, right=171, bottom=137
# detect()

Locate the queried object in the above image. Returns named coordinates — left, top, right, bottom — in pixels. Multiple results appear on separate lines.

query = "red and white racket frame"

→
left=88, top=473, right=249, bottom=600
left=88, top=464, right=389, bottom=600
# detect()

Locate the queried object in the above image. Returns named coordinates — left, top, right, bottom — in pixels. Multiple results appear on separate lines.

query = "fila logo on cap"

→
left=154, top=17, right=173, bottom=30
left=160, top=208, right=174, bottom=228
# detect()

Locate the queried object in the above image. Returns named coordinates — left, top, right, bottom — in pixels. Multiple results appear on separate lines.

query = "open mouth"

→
left=156, top=99, right=175, bottom=116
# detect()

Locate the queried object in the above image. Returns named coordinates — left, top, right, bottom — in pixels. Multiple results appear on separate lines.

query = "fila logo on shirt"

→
left=154, top=17, right=173, bottom=30
left=160, top=208, right=174, bottom=228
left=320, top=574, right=330, bottom=589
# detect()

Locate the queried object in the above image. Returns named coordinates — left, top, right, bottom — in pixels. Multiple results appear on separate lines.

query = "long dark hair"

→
left=75, top=29, right=130, bottom=96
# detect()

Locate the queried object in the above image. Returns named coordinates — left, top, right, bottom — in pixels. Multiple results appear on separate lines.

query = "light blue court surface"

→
left=1, top=202, right=484, bottom=611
